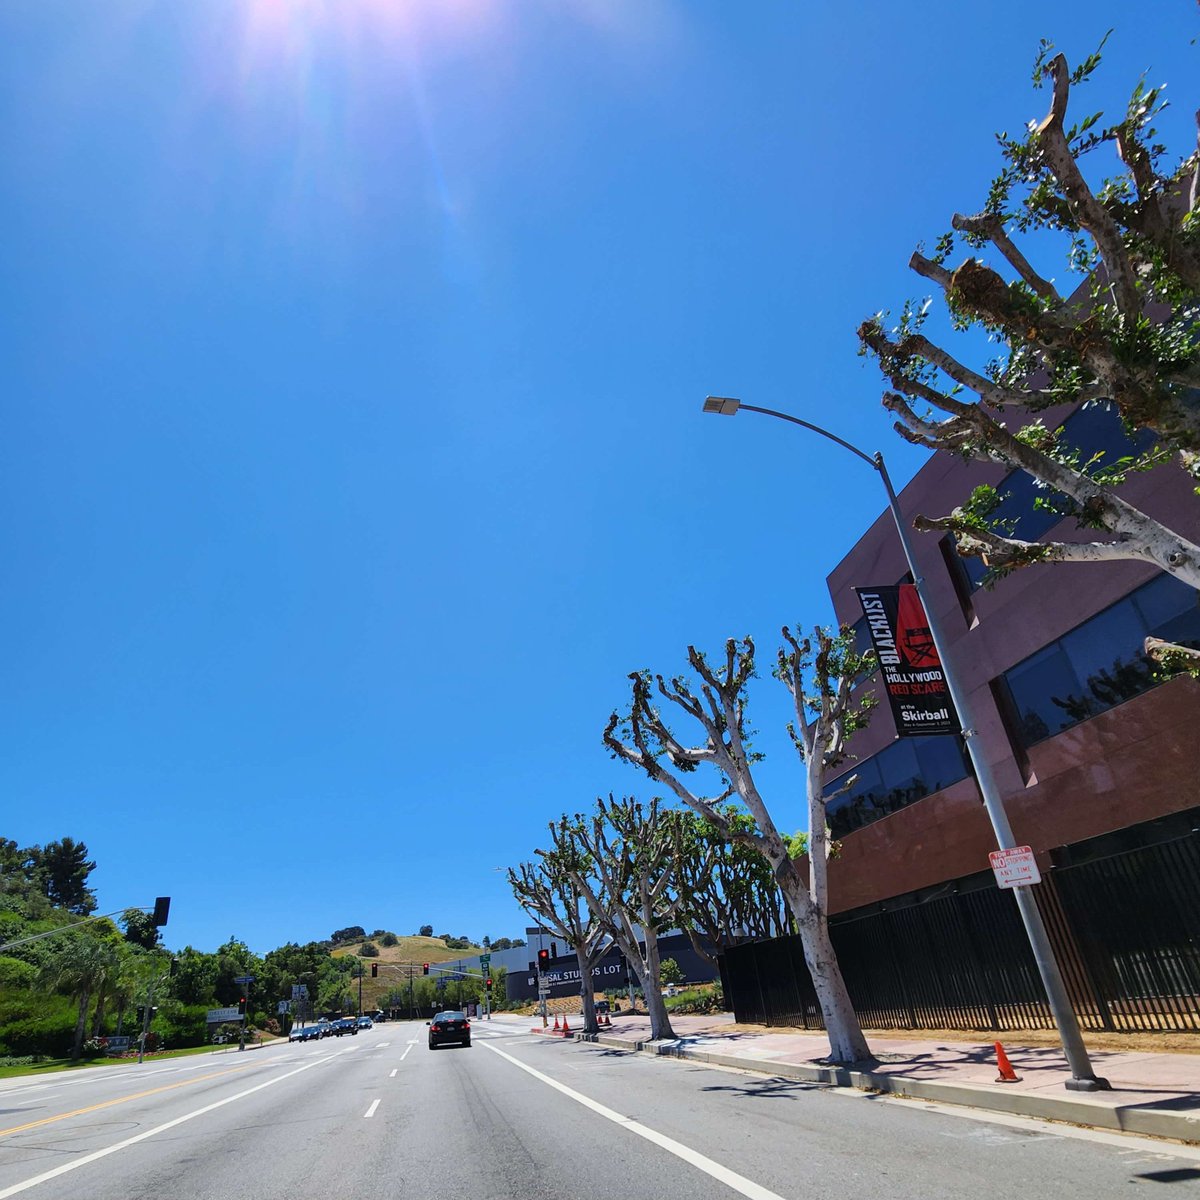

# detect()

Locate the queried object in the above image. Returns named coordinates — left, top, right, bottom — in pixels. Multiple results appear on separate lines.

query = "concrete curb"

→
left=574, top=1033, right=1200, bottom=1145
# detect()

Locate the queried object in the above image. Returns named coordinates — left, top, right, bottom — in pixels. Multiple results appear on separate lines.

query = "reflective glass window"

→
left=1000, top=573, right=1200, bottom=749
left=825, top=734, right=969, bottom=839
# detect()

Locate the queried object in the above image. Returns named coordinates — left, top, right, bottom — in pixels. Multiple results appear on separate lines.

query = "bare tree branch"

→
left=951, top=211, right=1061, bottom=302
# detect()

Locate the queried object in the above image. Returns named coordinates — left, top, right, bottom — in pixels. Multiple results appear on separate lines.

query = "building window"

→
left=940, top=533, right=979, bottom=622
left=825, top=734, right=971, bottom=839
left=997, top=573, right=1200, bottom=749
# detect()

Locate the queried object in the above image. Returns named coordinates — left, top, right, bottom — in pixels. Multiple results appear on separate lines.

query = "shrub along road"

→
left=0, top=1020, right=1197, bottom=1198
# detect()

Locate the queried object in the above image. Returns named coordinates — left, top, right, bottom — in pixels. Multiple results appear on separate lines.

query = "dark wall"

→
left=505, top=934, right=717, bottom=1003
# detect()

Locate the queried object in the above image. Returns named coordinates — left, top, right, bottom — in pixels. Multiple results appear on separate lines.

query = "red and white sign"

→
left=988, top=846, right=1041, bottom=889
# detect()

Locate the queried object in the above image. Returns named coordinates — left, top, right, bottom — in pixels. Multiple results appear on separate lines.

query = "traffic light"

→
left=136, top=1005, right=145, bottom=1024
left=485, top=977, right=492, bottom=990
left=237, top=996, right=246, bottom=1017
left=422, top=963, right=429, bottom=975
left=537, top=948, right=549, bottom=969
left=152, top=896, right=171, bottom=927
left=371, top=963, right=378, bottom=977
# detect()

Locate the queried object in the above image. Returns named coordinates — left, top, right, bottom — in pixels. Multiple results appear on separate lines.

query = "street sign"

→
left=291, top=984, right=308, bottom=1000
left=206, top=1006, right=243, bottom=1023
left=989, top=846, right=1041, bottom=889
left=277, top=1000, right=291, bottom=1015
left=479, top=954, right=491, bottom=969
left=234, top=975, right=255, bottom=985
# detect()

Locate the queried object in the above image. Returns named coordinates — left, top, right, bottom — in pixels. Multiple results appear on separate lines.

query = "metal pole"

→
left=873, top=456, right=1106, bottom=1089
left=725, top=402, right=1108, bottom=1090
left=538, top=925, right=547, bottom=1027
left=137, top=980, right=153, bottom=1065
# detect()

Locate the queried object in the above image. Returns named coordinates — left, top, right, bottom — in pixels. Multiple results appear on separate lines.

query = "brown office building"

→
left=823, top=400, right=1200, bottom=915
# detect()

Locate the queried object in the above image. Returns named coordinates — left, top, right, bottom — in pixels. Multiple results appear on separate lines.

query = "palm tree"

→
left=40, top=934, right=120, bottom=1060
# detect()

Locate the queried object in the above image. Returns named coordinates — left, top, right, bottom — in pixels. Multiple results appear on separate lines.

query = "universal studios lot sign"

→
left=855, top=584, right=960, bottom=737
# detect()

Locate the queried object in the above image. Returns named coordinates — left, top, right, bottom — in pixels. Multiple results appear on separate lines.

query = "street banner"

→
left=855, top=584, right=960, bottom=737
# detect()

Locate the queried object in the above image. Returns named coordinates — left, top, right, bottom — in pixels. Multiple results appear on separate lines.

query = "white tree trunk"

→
left=576, top=948, right=598, bottom=1033
left=781, top=877, right=871, bottom=1063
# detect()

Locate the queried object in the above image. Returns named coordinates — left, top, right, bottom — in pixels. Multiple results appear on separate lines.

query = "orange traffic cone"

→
left=552, top=1014, right=560, bottom=1031
left=561, top=1015, right=570, bottom=1036
left=995, top=1041, right=1021, bottom=1083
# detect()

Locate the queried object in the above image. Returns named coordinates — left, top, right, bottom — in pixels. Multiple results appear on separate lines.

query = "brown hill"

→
left=331, top=936, right=485, bottom=1011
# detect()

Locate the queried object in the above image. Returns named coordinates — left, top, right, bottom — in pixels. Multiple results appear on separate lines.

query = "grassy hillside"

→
left=331, top=936, right=485, bottom=1010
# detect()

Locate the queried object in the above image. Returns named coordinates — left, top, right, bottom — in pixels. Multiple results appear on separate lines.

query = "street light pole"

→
left=702, top=396, right=1109, bottom=1090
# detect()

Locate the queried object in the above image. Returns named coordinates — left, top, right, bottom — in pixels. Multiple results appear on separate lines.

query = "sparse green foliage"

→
left=859, top=40, right=1200, bottom=598
left=659, top=958, right=685, bottom=986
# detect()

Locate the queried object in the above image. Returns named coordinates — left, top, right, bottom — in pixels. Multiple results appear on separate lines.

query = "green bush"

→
left=157, top=1002, right=209, bottom=1049
left=0, top=991, right=77, bottom=1057
left=0, top=958, right=37, bottom=989
left=359, top=942, right=380, bottom=957
left=664, top=986, right=723, bottom=1015
left=379, top=932, right=398, bottom=947
left=0, top=1011, right=75, bottom=1058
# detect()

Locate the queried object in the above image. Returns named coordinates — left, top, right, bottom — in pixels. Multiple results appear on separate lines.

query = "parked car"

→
left=313, top=1021, right=334, bottom=1039
left=331, top=1018, right=358, bottom=1036
left=293, top=1025, right=323, bottom=1042
left=427, top=1011, right=470, bottom=1049
left=288, top=1026, right=306, bottom=1043
left=357, top=1016, right=373, bottom=1030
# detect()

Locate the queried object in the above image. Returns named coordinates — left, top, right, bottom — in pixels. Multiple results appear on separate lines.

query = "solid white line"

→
left=893, top=1094, right=1200, bottom=1161
left=0, top=1052, right=342, bottom=1199
left=399, top=1044, right=413, bottom=1061
left=377, top=1042, right=390, bottom=1048
left=389, top=1069, right=398, bottom=1078
left=479, top=1042, right=785, bottom=1200
left=364, top=1099, right=381, bottom=1119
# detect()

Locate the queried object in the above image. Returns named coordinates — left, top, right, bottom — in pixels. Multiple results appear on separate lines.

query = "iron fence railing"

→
left=722, top=829, right=1200, bottom=1034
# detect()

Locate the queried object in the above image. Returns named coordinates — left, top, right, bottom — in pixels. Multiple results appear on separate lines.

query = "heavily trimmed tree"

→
left=508, top=829, right=611, bottom=1034
left=605, top=629, right=877, bottom=1063
left=675, top=807, right=791, bottom=970
left=858, top=43, right=1200, bottom=634
left=560, top=797, right=688, bottom=1042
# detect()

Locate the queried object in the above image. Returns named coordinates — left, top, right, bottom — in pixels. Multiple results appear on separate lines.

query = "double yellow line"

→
left=0, top=1063, right=259, bottom=1138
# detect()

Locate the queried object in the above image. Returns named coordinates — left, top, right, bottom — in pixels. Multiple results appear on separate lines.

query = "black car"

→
left=331, top=1018, right=358, bottom=1037
left=427, top=1010, right=470, bottom=1049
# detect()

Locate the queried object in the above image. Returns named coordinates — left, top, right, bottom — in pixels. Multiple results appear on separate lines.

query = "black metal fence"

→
left=722, top=826, right=1200, bottom=1034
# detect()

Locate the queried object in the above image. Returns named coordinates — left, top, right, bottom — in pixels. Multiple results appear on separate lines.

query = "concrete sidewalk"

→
left=504, top=1010, right=1200, bottom=1144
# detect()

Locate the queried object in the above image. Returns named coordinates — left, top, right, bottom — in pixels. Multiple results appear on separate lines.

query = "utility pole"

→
left=701, top=396, right=1110, bottom=1090
left=136, top=978, right=155, bottom=1065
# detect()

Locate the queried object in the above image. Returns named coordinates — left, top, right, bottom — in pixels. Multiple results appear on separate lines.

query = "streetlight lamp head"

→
left=703, top=396, right=741, bottom=416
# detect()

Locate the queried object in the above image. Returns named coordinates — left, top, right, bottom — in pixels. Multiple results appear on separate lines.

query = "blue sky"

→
left=2, top=1, right=1196, bottom=954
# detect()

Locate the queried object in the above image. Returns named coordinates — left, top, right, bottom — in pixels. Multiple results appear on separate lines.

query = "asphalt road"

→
left=1, top=1018, right=1198, bottom=1199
